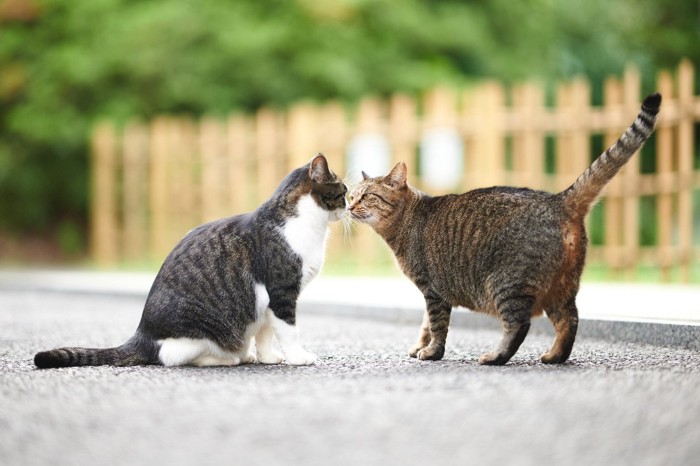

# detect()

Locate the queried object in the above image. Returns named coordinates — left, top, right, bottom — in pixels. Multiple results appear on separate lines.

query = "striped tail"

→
left=562, top=92, right=661, bottom=216
left=34, top=335, right=156, bottom=368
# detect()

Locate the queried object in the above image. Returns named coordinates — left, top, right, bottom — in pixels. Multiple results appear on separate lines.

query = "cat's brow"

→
left=367, top=191, right=394, bottom=207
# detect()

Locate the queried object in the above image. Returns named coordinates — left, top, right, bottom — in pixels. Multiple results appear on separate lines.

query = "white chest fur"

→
left=282, top=194, right=330, bottom=289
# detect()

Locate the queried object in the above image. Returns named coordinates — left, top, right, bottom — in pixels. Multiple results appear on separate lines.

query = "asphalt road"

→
left=1, top=290, right=699, bottom=466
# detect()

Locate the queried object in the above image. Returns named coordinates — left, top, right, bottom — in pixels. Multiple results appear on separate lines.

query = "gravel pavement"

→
left=1, top=290, right=699, bottom=466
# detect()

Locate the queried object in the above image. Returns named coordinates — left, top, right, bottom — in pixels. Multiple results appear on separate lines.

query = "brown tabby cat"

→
left=349, top=93, right=661, bottom=365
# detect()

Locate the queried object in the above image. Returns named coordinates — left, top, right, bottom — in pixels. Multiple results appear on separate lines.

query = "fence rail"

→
left=91, top=60, right=700, bottom=281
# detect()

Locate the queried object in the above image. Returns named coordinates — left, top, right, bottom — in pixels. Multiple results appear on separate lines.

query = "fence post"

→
left=91, top=122, right=119, bottom=266
left=555, top=79, right=590, bottom=192
left=512, top=82, right=545, bottom=190
left=149, top=118, right=171, bottom=262
left=656, top=71, right=675, bottom=281
left=255, top=108, right=286, bottom=204
left=602, top=78, right=624, bottom=274
left=621, top=66, right=642, bottom=278
left=178, top=119, right=200, bottom=237
left=467, top=82, right=505, bottom=188
left=288, top=102, right=318, bottom=170
left=200, top=117, right=227, bottom=223
left=677, top=59, right=695, bottom=282
left=122, top=121, right=148, bottom=263
left=389, top=94, right=418, bottom=187
left=227, top=114, right=254, bottom=213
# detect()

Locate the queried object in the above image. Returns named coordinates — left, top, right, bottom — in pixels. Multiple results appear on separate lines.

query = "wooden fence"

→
left=91, top=60, right=700, bottom=281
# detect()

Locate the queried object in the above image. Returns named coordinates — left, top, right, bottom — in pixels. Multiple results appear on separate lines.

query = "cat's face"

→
left=348, top=162, right=409, bottom=230
left=307, top=154, right=347, bottom=222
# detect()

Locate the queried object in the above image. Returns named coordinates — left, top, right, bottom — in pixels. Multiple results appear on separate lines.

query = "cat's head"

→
left=348, top=162, right=415, bottom=231
left=305, top=154, right=347, bottom=222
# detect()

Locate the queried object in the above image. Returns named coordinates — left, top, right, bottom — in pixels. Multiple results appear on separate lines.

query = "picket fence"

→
left=91, top=60, right=700, bottom=281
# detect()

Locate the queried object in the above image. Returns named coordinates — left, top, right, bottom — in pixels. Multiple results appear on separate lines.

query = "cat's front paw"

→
left=241, top=351, right=257, bottom=364
left=478, top=352, right=509, bottom=366
left=257, top=349, right=284, bottom=365
left=284, top=349, right=318, bottom=366
left=416, top=343, right=445, bottom=361
left=409, top=342, right=427, bottom=358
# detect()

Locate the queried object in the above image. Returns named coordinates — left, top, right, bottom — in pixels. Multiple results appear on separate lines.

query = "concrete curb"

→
left=1, top=270, right=699, bottom=351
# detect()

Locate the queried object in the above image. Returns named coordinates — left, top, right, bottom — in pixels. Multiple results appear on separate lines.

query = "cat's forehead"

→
left=351, top=179, right=384, bottom=195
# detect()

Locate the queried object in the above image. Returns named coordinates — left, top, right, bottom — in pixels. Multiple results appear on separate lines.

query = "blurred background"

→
left=0, top=0, right=699, bottom=281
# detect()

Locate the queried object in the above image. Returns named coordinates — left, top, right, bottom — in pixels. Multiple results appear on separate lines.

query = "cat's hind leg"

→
left=159, top=338, right=241, bottom=367
left=408, top=310, right=432, bottom=358
left=255, top=310, right=284, bottom=364
left=479, top=296, right=533, bottom=365
left=541, top=297, right=578, bottom=364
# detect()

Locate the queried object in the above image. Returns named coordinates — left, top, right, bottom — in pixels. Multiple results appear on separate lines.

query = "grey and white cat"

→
left=34, top=154, right=347, bottom=368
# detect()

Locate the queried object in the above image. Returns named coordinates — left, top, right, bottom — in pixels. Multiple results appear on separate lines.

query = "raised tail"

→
left=562, top=92, right=661, bottom=216
left=34, top=334, right=157, bottom=369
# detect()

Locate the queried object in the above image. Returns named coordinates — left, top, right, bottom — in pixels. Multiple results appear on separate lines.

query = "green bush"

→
left=0, top=0, right=697, bottom=249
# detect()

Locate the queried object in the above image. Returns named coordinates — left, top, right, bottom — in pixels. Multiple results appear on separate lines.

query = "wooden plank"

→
left=167, top=119, right=197, bottom=246
left=511, top=83, right=545, bottom=190
left=122, top=121, right=148, bottom=263
left=255, top=108, right=284, bottom=204
left=677, top=59, right=694, bottom=282
left=554, top=82, right=572, bottom=191
left=603, top=78, right=624, bottom=271
left=148, top=117, right=170, bottom=262
left=200, top=117, right=226, bottom=223
left=90, top=122, right=118, bottom=266
left=468, top=82, right=505, bottom=188
left=656, top=71, right=675, bottom=281
left=287, top=102, right=318, bottom=170
left=621, top=65, right=641, bottom=278
left=389, top=94, right=418, bottom=186
left=227, top=114, right=254, bottom=214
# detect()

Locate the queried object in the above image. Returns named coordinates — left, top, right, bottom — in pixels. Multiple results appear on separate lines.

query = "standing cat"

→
left=35, top=154, right=347, bottom=368
left=349, top=93, right=661, bottom=365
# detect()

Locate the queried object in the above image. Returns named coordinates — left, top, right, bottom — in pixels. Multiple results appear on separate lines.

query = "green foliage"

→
left=0, top=0, right=697, bottom=240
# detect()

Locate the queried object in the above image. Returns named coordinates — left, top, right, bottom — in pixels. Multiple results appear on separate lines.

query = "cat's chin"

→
left=328, top=209, right=346, bottom=222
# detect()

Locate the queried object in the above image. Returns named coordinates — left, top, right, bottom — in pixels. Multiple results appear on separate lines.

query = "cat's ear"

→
left=384, top=162, right=407, bottom=189
left=309, top=153, right=332, bottom=183
left=361, top=171, right=370, bottom=180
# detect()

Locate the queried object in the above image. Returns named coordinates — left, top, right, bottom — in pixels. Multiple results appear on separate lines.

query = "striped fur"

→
left=349, top=94, right=661, bottom=366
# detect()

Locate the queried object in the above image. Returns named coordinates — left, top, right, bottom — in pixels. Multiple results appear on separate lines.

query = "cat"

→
left=349, top=93, right=661, bottom=365
left=34, top=154, right=347, bottom=368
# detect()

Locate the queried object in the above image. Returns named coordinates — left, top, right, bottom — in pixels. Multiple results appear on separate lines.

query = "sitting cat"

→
left=349, top=93, right=661, bottom=365
left=35, top=154, right=347, bottom=368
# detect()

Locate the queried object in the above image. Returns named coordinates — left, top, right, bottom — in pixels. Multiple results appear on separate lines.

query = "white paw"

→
left=241, top=351, right=257, bottom=364
left=284, top=349, right=318, bottom=366
left=256, top=349, right=284, bottom=365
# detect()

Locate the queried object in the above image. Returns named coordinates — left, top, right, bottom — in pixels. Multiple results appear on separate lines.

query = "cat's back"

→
left=425, top=186, right=564, bottom=233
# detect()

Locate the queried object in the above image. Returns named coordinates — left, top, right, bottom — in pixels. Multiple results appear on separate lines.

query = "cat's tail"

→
left=34, top=333, right=157, bottom=368
left=561, top=92, right=661, bottom=217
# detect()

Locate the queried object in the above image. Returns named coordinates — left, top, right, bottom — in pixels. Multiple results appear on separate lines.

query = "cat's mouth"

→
left=349, top=210, right=371, bottom=223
